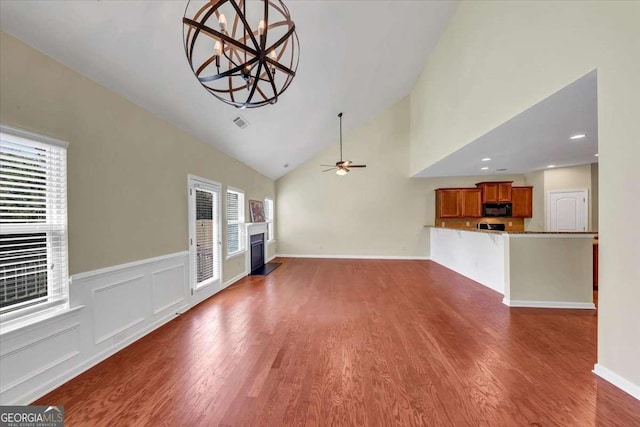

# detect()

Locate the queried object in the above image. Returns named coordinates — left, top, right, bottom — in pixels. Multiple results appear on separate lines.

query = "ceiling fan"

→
left=321, top=112, right=367, bottom=176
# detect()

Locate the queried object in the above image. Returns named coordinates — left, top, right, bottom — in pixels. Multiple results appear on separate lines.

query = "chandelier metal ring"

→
left=183, top=0, right=299, bottom=109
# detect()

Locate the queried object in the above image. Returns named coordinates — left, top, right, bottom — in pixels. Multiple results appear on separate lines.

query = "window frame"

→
left=226, top=187, right=246, bottom=259
left=264, top=197, right=275, bottom=243
left=0, top=124, right=70, bottom=324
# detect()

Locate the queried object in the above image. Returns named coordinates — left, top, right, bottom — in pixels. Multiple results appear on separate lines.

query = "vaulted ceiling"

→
left=0, top=1, right=458, bottom=179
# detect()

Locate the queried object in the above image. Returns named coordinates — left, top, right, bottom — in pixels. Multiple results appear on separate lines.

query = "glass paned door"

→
left=189, top=177, right=221, bottom=290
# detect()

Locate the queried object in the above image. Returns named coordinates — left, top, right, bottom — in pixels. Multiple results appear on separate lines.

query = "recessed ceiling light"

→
left=547, top=165, right=556, bottom=168
left=570, top=134, right=586, bottom=140
left=481, top=167, right=489, bottom=170
left=594, top=154, right=599, bottom=157
left=481, top=157, right=491, bottom=162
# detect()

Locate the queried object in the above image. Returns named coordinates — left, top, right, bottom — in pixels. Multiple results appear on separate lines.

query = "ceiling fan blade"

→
left=320, top=164, right=336, bottom=167
left=322, top=168, right=337, bottom=172
left=348, top=165, right=367, bottom=168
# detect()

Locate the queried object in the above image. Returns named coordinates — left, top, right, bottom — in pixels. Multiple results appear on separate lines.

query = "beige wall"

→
left=0, top=32, right=275, bottom=281
left=508, top=236, right=593, bottom=304
left=276, top=97, right=525, bottom=258
left=410, top=1, right=640, bottom=389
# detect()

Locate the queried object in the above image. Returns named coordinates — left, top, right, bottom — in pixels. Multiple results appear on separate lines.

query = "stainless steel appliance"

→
left=477, top=223, right=506, bottom=231
left=482, top=203, right=512, bottom=217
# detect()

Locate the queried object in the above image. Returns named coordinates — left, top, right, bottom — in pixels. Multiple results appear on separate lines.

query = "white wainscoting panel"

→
left=151, top=264, right=187, bottom=315
left=93, top=275, right=146, bottom=345
left=0, top=250, right=245, bottom=405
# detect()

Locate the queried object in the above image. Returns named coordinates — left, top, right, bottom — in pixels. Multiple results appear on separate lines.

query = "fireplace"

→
left=250, top=233, right=265, bottom=274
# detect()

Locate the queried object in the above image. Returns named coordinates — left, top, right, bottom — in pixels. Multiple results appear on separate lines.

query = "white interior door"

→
left=188, top=176, right=222, bottom=291
left=548, top=190, right=588, bottom=231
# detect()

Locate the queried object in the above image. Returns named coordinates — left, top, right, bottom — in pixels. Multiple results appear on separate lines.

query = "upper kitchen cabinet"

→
left=436, top=189, right=461, bottom=218
left=435, top=188, right=483, bottom=218
left=511, top=186, right=533, bottom=218
left=460, top=188, right=482, bottom=217
left=476, top=181, right=513, bottom=203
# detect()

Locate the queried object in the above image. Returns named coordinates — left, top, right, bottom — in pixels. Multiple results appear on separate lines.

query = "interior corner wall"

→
left=591, top=163, right=599, bottom=231
left=523, top=170, right=545, bottom=231
left=275, top=96, right=526, bottom=259
left=0, top=31, right=275, bottom=281
left=409, top=1, right=640, bottom=394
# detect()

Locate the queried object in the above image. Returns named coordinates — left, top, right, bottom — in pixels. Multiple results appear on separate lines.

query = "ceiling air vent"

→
left=233, top=115, right=249, bottom=129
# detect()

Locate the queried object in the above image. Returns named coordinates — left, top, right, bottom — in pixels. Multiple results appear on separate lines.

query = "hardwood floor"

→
left=35, top=258, right=640, bottom=426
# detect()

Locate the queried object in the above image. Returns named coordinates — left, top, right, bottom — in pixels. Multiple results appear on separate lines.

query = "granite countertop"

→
left=424, top=225, right=598, bottom=236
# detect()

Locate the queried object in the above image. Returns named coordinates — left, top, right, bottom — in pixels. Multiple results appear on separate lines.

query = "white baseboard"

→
left=13, top=304, right=187, bottom=406
left=276, top=254, right=430, bottom=260
left=266, top=254, right=276, bottom=263
left=222, top=272, right=248, bottom=289
left=503, top=298, right=596, bottom=309
left=0, top=250, right=249, bottom=405
left=593, top=363, right=640, bottom=401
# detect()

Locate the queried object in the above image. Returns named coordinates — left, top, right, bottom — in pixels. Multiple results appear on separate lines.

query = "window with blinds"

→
left=0, top=125, right=69, bottom=317
left=264, top=197, right=274, bottom=241
left=226, top=189, right=245, bottom=256
left=189, top=176, right=221, bottom=290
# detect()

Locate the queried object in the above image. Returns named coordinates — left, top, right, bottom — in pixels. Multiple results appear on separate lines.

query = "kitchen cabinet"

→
left=476, top=181, right=513, bottom=203
left=460, top=188, right=482, bottom=218
left=511, top=186, right=533, bottom=218
left=436, top=188, right=482, bottom=218
left=436, top=189, right=461, bottom=218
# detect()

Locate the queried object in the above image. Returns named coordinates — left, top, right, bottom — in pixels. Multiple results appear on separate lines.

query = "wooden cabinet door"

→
left=511, top=186, right=533, bottom=218
left=498, top=182, right=512, bottom=202
left=482, top=183, right=498, bottom=203
left=437, top=189, right=461, bottom=218
left=461, top=189, right=482, bottom=218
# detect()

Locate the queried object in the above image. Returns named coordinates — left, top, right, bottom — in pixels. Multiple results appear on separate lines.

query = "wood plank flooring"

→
left=35, top=258, right=640, bottom=426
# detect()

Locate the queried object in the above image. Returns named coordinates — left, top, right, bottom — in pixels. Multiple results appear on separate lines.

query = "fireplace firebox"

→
left=250, top=233, right=265, bottom=274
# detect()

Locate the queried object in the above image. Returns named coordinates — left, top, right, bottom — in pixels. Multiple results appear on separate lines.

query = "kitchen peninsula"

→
left=427, top=226, right=595, bottom=309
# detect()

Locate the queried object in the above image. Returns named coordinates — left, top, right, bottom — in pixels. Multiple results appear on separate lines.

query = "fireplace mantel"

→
left=245, top=223, right=268, bottom=274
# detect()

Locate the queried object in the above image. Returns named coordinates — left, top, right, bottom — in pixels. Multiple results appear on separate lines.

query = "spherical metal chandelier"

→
left=182, top=0, right=300, bottom=109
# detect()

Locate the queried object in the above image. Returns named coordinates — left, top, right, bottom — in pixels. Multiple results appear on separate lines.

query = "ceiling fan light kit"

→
left=182, top=0, right=299, bottom=109
left=321, top=113, right=367, bottom=176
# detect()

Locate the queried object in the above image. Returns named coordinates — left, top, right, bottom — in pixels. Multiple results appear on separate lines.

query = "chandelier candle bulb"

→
left=258, top=20, right=266, bottom=36
left=218, top=13, right=227, bottom=32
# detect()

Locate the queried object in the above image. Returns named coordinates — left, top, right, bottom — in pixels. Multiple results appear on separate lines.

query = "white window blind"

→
left=264, top=197, right=274, bottom=241
left=0, top=125, right=69, bottom=316
left=226, top=189, right=245, bottom=256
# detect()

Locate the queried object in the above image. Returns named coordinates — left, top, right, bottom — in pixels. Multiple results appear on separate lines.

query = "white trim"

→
left=502, top=299, right=595, bottom=309
left=71, top=252, right=188, bottom=282
left=0, top=123, right=69, bottom=149
left=222, top=271, right=248, bottom=289
left=226, top=185, right=245, bottom=195
left=266, top=254, right=276, bottom=263
left=225, top=249, right=247, bottom=261
left=593, top=364, right=640, bottom=401
left=276, top=254, right=430, bottom=260
left=0, top=305, right=84, bottom=338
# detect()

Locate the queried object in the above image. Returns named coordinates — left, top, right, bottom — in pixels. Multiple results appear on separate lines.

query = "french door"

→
left=188, top=176, right=222, bottom=291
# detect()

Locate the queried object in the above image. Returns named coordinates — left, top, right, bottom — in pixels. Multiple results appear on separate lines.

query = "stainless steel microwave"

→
left=482, top=203, right=512, bottom=217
